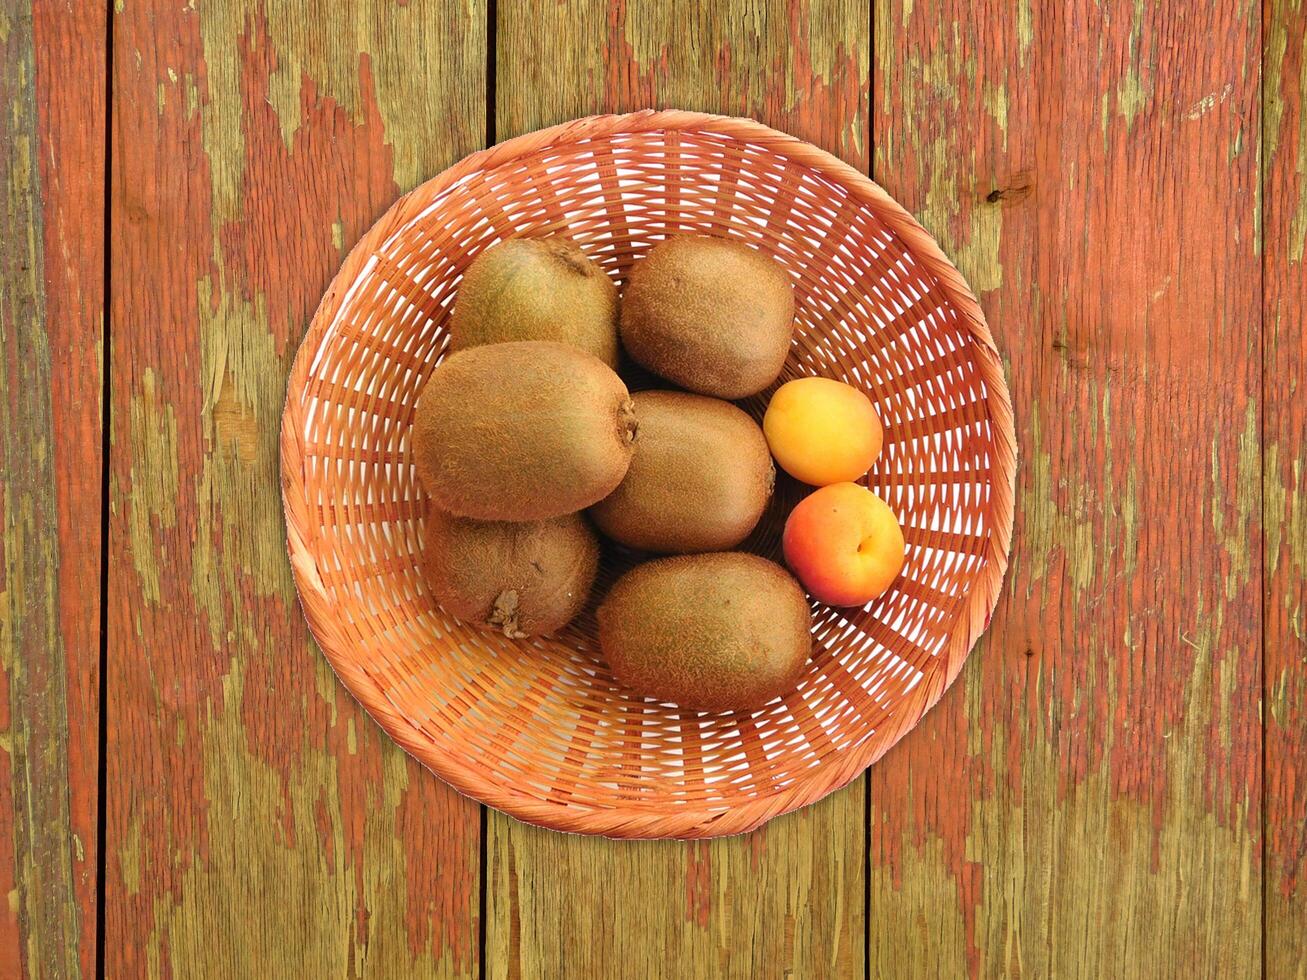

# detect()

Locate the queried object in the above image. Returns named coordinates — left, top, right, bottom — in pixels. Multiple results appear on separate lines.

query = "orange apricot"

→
left=763, top=377, right=883, bottom=486
left=782, top=482, right=905, bottom=606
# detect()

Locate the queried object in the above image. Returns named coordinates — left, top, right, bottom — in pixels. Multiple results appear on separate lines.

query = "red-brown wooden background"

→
left=1, top=1, right=1303, bottom=976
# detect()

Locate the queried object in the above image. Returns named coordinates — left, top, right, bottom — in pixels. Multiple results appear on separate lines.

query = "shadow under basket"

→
left=280, top=110, right=1016, bottom=840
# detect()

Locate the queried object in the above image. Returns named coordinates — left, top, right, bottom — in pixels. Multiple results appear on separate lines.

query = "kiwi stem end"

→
left=619, top=400, right=639, bottom=446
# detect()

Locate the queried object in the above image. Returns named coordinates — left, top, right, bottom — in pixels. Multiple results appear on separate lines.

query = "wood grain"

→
left=5, top=2, right=1295, bottom=976
left=0, top=2, right=104, bottom=976
left=106, top=2, right=485, bottom=975
left=1265, top=0, right=1307, bottom=975
left=871, top=1, right=1262, bottom=976
left=489, top=3, right=869, bottom=977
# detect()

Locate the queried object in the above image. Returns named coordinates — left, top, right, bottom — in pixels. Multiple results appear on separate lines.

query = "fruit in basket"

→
left=450, top=238, right=620, bottom=367
left=422, top=508, right=598, bottom=638
left=782, top=482, right=905, bottom=606
left=763, top=376, right=884, bottom=485
left=589, top=390, right=774, bottom=553
left=619, top=236, right=795, bottom=398
left=413, top=341, right=638, bottom=521
left=597, top=553, right=811, bottom=712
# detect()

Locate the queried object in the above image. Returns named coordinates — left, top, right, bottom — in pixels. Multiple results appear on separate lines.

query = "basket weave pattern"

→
left=281, top=111, right=1015, bottom=839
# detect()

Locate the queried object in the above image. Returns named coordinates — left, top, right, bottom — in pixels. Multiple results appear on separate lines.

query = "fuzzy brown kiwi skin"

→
left=590, top=390, right=774, bottom=554
left=423, top=508, right=599, bottom=638
left=597, top=553, right=812, bottom=712
left=450, top=238, right=620, bottom=367
left=413, top=341, right=638, bottom=521
left=619, top=236, right=795, bottom=399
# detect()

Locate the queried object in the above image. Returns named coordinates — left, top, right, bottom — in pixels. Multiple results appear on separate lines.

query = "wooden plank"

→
left=489, top=3, right=869, bottom=978
left=106, top=2, right=485, bottom=975
left=1265, top=0, right=1307, bottom=975
left=871, top=1, right=1262, bottom=976
left=0, top=2, right=104, bottom=976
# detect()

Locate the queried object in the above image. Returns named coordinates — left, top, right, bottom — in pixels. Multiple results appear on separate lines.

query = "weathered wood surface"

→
left=1266, top=0, right=1307, bottom=976
left=106, top=2, right=485, bottom=975
left=488, top=3, right=869, bottom=978
left=871, top=1, right=1263, bottom=977
left=1, top=2, right=104, bottom=976
left=5, top=0, right=1303, bottom=977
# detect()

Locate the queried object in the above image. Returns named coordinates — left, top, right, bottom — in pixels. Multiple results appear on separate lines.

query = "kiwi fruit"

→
left=597, top=553, right=812, bottom=712
left=589, top=390, right=774, bottom=553
left=422, top=508, right=598, bottom=638
left=450, top=238, right=619, bottom=367
left=619, top=236, right=795, bottom=398
left=413, top=341, right=637, bottom=521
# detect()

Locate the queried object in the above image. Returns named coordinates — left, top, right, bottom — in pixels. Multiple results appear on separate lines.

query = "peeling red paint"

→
left=685, top=840, right=712, bottom=928
left=870, top=0, right=1262, bottom=975
left=1265, top=0, right=1307, bottom=962
left=108, top=2, right=480, bottom=974
left=218, top=22, right=396, bottom=353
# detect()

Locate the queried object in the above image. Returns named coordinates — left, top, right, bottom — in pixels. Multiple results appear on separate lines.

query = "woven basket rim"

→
left=280, top=109, right=1017, bottom=839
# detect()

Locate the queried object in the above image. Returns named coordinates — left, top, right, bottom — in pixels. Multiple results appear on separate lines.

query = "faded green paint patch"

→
left=311, top=649, right=340, bottom=728
left=1114, top=0, right=1151, bottom=130
left=1265, top=445, right=1285, bottom=575
left=112, top=0, right=488, bottom=973
left=198, top=0, right=485, bottom=209
left=1209, top=401, right=1259, bottom=599
left=918, top=136, right=1004, bottom=294
left=1017, top=0, right=1033, bottom=66
left=868, top=834, right=970, bottom=976
left=888, top=23, right=999, bottom=291
left=119, top=814, right=142, bottom=897
left=1294, top=169, right=1307, bottom=267
left=983, top=81, right=1008, bottom=148
left=156, top=66, right=200, bottom=123
left=141, top=662, right=464, bottom=977
left=872, top=583, right=1258, bottom=975
left=1116, top=69, right=1149, bottom=130
left=1120, top=463, right=1139, bottom=576
left=895, top=44, right=974, bottom=132
left=618, top=0, right=870, bottom=144
left=1, top=5, right=85, bottom=971
left=184, top=72, right=199, bottom=119
left=190, top=274, right=295, bottom=648
left=953, top=205, right=1004, bottom=294
left=1265, top=11, right=1289, bottom=161
left=625, top=0, right=859, bottom=96
left=1184, top=82, right=1233, bottom=121
left=1265, top=443, right=1306, bottom=640
left=0, top=495, right=20, bottom=680
left=491, top=786, right=863, bottom=977
left=1018, top=381, right=1140, bottom=594
left=127, top=368, right=180, bottom=604
left=874, top=3, right=973, bottom=171
left=1230, top=125, right=1247, bottom=166
left=1264, top=0, right=1307, bottom=263
left=1286, top=22, right=1307, bottom=265
left=1019, top=415, right=1095, bottom=594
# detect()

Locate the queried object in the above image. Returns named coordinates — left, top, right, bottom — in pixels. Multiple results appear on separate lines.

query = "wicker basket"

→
left=281, top=110, right=1015, bottom=839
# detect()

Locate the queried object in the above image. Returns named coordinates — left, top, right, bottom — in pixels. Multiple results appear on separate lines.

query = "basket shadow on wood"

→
left=281, top=110, right=1015, bottom=839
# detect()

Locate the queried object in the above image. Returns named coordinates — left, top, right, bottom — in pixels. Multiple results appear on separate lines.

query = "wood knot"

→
left=985, top=172, right=1035, bottom=205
